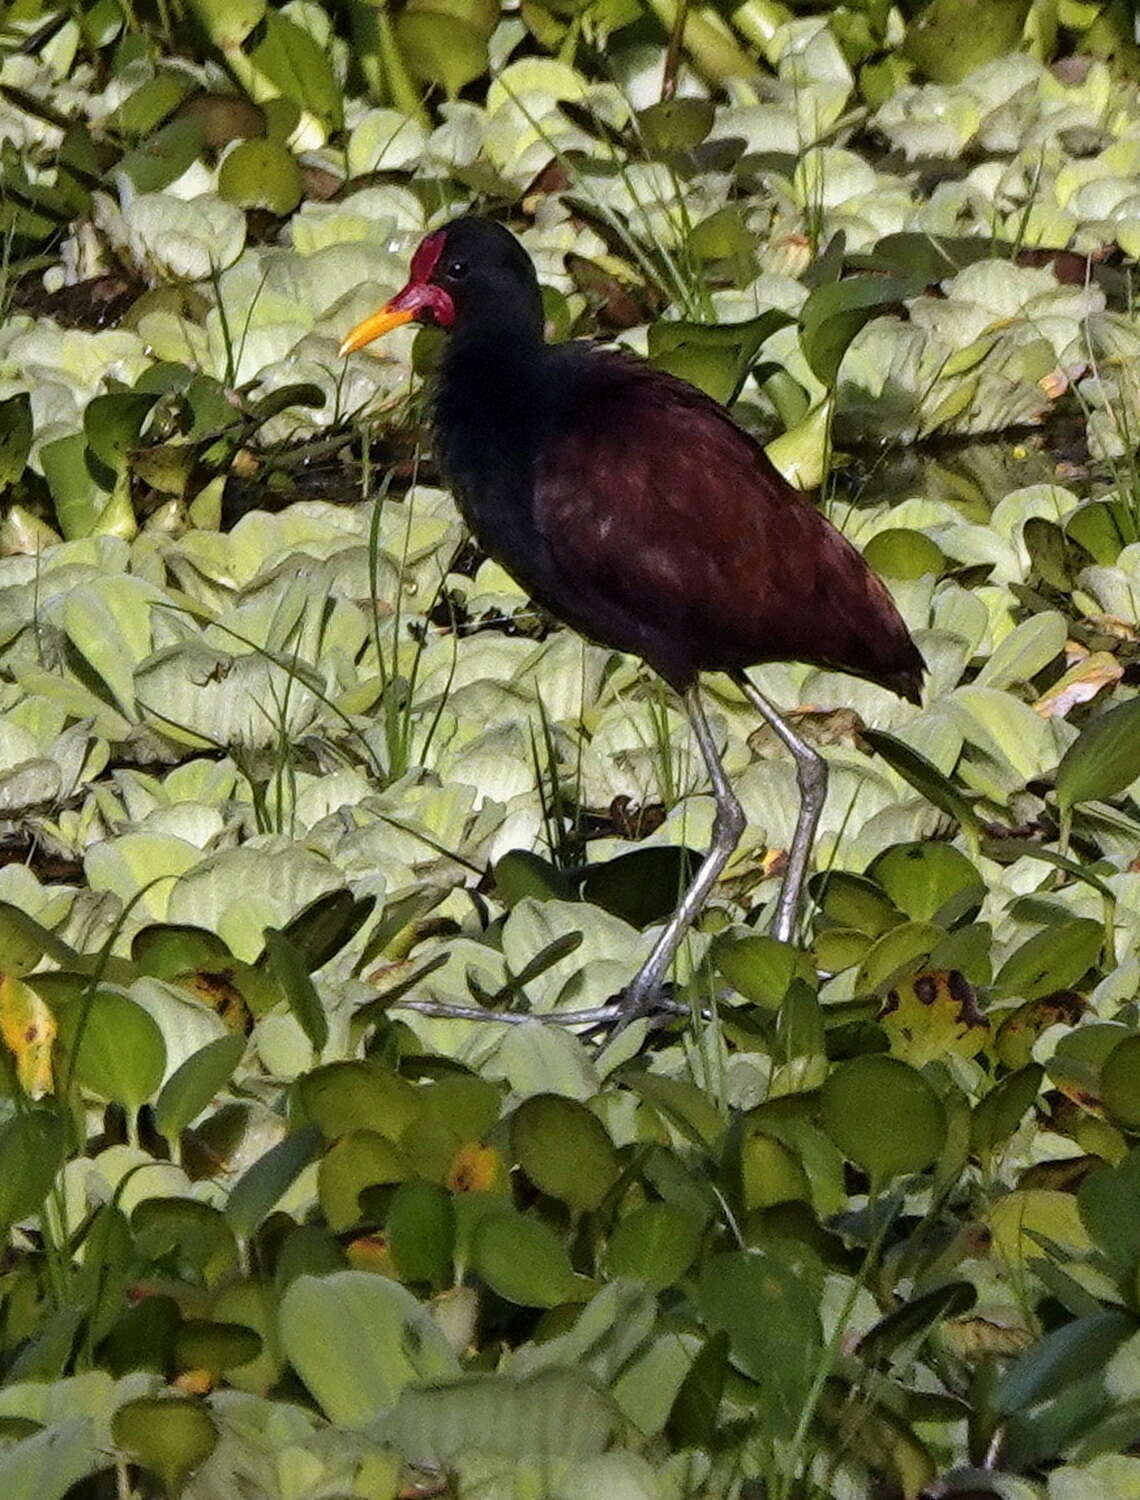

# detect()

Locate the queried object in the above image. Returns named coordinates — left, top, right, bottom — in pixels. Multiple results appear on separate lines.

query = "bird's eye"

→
left=445, top=259, right=469, bottom=281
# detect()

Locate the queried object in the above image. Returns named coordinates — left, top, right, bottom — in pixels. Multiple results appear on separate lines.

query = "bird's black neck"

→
left=434, top=304, right=548, bottom=482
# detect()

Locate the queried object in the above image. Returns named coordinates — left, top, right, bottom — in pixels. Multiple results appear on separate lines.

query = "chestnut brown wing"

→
left=533, top=352, right=924, bottom=699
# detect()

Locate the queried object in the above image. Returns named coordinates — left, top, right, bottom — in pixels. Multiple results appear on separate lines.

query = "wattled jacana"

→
left=342, top=217, right=925, bottom=1019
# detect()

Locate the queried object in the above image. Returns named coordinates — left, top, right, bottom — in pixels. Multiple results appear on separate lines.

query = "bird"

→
left=341, top=216, right=925, bottom=1020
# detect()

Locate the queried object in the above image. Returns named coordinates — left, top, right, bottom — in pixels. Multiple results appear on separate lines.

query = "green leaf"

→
left=281, top=1271, right=461, bottom=1425
left=318, top=1130, right=406, bottom=1231
left=62, top=992, right=166, bottom=1111
left=648, top=311, right=790, bottom=405
left=394, top=12, right=488, bottom=96
left=638, top=98, right=715, bottom=153
left=994, top=1311, right=1134, bottom=1415
left=387, top=1180, right=455, bottom=1287
left=154, top=1034, right=246, bottom=1142
left=856, top=1282, right=976, bottom=1363
left=712, top=932, right=813, bottom=1008
left=0, top=1111, right=66, bottom=1231
left=264, top=929, right=328, bottom=1053
left=227, top=1125, right=323, bottom=1240
left=473, top=1211, right=590, bottom=1308
left=866, top=844, right=984, bottom=926
left=970, top=1065, right=1044, bottom=1159
left=173, top=1319, right=262, bottom=1375
left=1102, top=1036, right=1140, bottom=1131
left=248, top=13, right=344, bottom=132
left=863, top=729, right=980, bottom=837
left=112, top=1398, right=217, bottom=1495
left=995, top=918, right=1103, bottom=1001
left=862, top=528, right=945, bottom=580
left=1056, top=697, right=1140, bottom=813
left=903, top=0, right=1034, bottom=84
left=820, top=1056, right=945, bottom=1181
left=119, top=118, right=206, bottom=193
left=696, top=1250, right=821, bottom=1433
left=83, top=392, right=159, bottom=476
left=0, top=392, right=32, bottom=489
left=217, top=137, right=303, bottom=215
left=798, top=276, right=919, bottom=389
left=510, top=1094, right=619, bottom=1214
left=607, top=1203, right=702, bottom=1289
left=185, top=0, right=266, bottom=48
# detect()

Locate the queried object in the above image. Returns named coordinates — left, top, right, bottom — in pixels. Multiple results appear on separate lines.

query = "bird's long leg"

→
left=733, top=670, right=828, bottom=945
left=620, top=682, right=745, bottom=1019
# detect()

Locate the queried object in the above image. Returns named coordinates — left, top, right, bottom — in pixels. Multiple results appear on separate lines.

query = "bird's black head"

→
left=340, top=216, right=543, bottom=355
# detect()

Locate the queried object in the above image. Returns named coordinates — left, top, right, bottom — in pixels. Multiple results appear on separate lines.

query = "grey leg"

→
left=733, top=670, right=828, bottom=945
left=620, top=682, right=745, bottom=1018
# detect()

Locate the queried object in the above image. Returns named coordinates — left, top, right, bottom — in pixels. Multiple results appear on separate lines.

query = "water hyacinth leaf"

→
left=185, top=0, right=266, bottom=47
left=494, top=850, right=574, bottom=906
left=173, top=1320, right=262, bottom=1376
left=318, top=1130, right=407, bottom=1231
left=975, top=611, right=1067, bottom=690
left=282, top=1271, right=461, bottom=1425
left=110, top=74, right=195, bottom=137
left=856, top=1281, right=976, bottom=1364
left=637, top=98, right=715, bottom=153
left=862, top=528, right=945, bottom=580
left=607, top=1203, right=703, bottom=1289
left=0, top=392, right=32, bottom=489
left=227, top=1125, right=323, bottom=1240
left=579, top=846, right=698, bottom=929
left=39, top=433, right=117, bottom=540
left=879, top=970, right=989, bottom=1068
left=1078, top=1149, right=1140, bottom=1273
left=648, top=311, right=790, bottom=405
left=820, top=1056, right=945, bottom=1180
left=995, top=918, right=1103, bottom=1001
left=263, top=929, right=328, bottom=1054
left=0, top=975, right=55, bottom=1098
left=712, top=933, right=814, bottom=1008
left=1101, top=1036, right=1140, bottom=1131
left=379, top=1368, right=618, bottom=1467
left=866, top=843, right=985, bottom=926
left=473, top=1211, right=589, bottom=1308
left=0, top=1111, right=66, bottom=1230
left=387, top=1180, right=455, bottom=1287
left=297, top=1061, right=419, bottom=1139
left=0, top=904, right=72, bottom=976
left=798, top=276, right=919, bottom=390
left=249, top=13, right=343, bottom=133
left=809, top=870, right=900, bottom=936
left=862, top=729, right=980, bottom=837
left=993, top=1311, right=1134, bottom=1416
left=112, top=1397, right=217, bottom=1494
left=855, top=920, right=946, bottom=995
left=510, top=1094, right=619, bottom=1213
left=625, top=1073, right=724, bottom=1149
left=118, top=117, right=206, bottom=193
left=154, top=1033, right=246, bottom=1142
left=218, top=137, right=303, bottom=214
left=903, top=0, right=1035, bottom=84
left=1056, top=697, right=1140, bottom=813
left=1065, top=500, right=1130, bottom=565
left=61, top=992, right=166, bottom=1111
left=275, top=889, right=375, bottom=972
left=666, top=1329, right=728, bottom=1449
left=970, top=1064, right=1044, bottom=1159
left=83, top=392, right=159, bottom=476
left=394, top=12, right=488, bottom=95
left=696, top=1250, right=821, bottom=1429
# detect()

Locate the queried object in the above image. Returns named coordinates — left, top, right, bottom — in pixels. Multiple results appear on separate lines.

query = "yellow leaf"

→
left=0, top=975, right=56, bottom=1098
left=879, top=969, right=989, bottom=1067
left=1034, top=650, right=1123, bottom=718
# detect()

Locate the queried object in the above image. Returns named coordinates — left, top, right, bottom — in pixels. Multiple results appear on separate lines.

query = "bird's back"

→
left=530, top=346, right=924, bottom=701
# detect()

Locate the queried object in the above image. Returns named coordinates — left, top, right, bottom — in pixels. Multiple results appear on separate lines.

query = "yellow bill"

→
left=339, top=303, right=416, bottom=356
